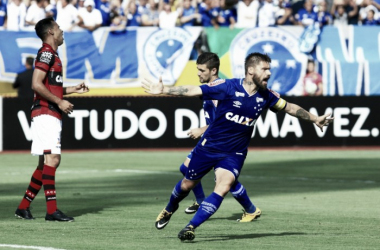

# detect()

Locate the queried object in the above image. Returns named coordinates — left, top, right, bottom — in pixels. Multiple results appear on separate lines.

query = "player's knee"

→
left=181, top=178, right=197, bottom=191
left=45, top=154, right=61, bottom=168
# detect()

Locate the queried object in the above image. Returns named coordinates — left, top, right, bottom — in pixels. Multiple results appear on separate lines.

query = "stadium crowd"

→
left=0, top=0, right=380, bottom=31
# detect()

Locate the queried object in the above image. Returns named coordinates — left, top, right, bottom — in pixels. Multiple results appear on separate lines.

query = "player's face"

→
left=197, top=64, right=212, bottom=83
left=251, top=61, right=271, bottom=90
left=53, top=22, right=64, bottom=46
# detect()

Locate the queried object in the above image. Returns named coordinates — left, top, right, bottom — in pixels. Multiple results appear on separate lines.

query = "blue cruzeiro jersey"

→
left=203, top=99, right=217, bottom=125
left=197, top=78, right=286, bottom=156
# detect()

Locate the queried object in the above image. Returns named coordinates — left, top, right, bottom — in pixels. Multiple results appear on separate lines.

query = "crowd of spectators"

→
left=1, top=0, right=380, bottom=31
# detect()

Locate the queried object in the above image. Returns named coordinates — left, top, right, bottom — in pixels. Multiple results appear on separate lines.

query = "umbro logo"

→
left=233, top=101, right=242, bottom=108
left=256, top=97, right=263, bottom=103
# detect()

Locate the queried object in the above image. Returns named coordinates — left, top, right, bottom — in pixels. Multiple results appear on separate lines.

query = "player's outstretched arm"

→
left=64, top=82, right=90, bottom=95
left=283, top=102, right=334, bottom=132
left=142, top=77, right=202, bottom=96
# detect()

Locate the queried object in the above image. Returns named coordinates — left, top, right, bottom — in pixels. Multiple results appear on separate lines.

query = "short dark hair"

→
left=244, top=52, right=271, bottom=74
left=35, top=17, right=55, bottom=41
left=196, top=52, right=220, bottom=74
left=26, top=57, right=34, bottom=66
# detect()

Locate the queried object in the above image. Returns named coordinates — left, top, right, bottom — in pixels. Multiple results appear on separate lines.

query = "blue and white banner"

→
left=0, top=27, right=202, bottom=87
left=316, top=25, right=380, bottom=96
left=229, top=27, right=308, bottom=96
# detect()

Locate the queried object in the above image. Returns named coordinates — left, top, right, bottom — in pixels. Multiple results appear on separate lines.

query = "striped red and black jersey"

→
left=31, top=43, right=63, bottom=120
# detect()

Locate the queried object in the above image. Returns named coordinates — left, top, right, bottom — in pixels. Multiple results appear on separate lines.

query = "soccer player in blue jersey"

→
left=179, top=52, right=261, bottom=223
left=142, top=52, right=334, bottom=241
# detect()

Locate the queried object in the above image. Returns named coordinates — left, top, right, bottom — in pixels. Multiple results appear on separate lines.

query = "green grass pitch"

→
left=0, top=149, right=379, bottom=250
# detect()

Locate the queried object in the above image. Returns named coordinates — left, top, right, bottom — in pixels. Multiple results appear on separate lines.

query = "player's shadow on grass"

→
left=197, top=232, right=307, bottom=242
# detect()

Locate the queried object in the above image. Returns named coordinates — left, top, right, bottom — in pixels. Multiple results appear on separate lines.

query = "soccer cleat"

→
left=238, top=207, right=262, bottom=222
left=184, top=202, right=200, bottom=214
left=178, top=225, right=195, bottom=241
left=15, top=208, right=35, bottom=220
left=45, top=210, right=74, bottom=222
left=155, top=206, right=177, bottom=230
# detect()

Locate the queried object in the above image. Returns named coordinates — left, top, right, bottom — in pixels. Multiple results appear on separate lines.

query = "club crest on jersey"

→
left=256, top=97, right=263, bottom=103
left=143, top=28, right=194, bottom=84
left=229, top=27, right=308, bottom=95
left=225, top=112, right=256, bottom=126
left=235, top=91, right=245, bottom=97
left=233, top=101, right=242, bottom=108
left=40, top=51, right=53, bottom=64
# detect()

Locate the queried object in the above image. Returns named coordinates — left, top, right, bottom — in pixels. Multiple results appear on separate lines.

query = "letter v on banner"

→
left=17, top=111, right=32, bottom=141
left=309, top=107, right=333, bottom=137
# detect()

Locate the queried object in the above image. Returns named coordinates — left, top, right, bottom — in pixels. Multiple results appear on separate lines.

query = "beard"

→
left=199, top=75, right=211, bottom=83
left=252, top=73, right=267, bottom=90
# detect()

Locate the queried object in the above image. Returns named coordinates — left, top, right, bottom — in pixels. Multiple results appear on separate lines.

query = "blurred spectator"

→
left=45, top=0, right=58, bottom=19
left=235, top=0, right=259, bottom=28
left=0, top=0, right=6, bottom=29
left=7, top=0, right=27, bottom=31
left=178, top=0, right=200, bottom=27
left=198, top=0, right=219, bottom=28
left=361, top=8, right=380, bottom=24
left=141, top=0, right=161, bottom=26
left=258, top=0, right=277, bottom=27
left=99, top=0, right=111, bottom=26
left=56, top=0, right=79, bottom=31
left=295, top=0, right=317, bottom=27
left=13, top=57, right=35, bottom=100
left=78, top=0, right=103, bottom=31
left=315, top=0, right=332, bottom=27
left=303, top=59, right=323, bottom=96
left=77, top=0, right=85, bottom=9
left=109, top=0, right=124, bottom=21
left=331, top=0, right=358, bottom=25
left=216, top=0, right=236, bottom=28
left=276, top=0, right=297, bottom=25
left=110, top=13, right=126, bottom=31
left=159, top=1, right=179, bottom=28
left=25, top=0, right=47, bottom=26
left=125, top=0, right=142, bottom=26
left=137, top=0, right=149, bottom=15
left=359, top=0, right=380, bottom=23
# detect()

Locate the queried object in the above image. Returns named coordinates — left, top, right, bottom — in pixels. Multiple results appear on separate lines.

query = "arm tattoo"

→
left=167, top=86, right=189, bottom=96
left=295, top=109, right=310, bottom=121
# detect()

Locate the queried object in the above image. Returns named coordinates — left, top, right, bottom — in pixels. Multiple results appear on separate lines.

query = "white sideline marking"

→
left=0, top=244, right=66, bottom=250
left=4, top=169, right=378, bottom=184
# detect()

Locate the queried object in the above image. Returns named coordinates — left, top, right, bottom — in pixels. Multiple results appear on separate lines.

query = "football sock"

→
left=18, top=168, right=43, bottom=209
left=188, top=192, right=223, bottom=229
left=42, top=165, right=57, bottom=214
left=192, top=182, right=205, bottom=205
left=165, top=180, right=190, bottom=213
left=230, top=181, right=256, bottom=213
left=179, top=163, right=205, bottom=204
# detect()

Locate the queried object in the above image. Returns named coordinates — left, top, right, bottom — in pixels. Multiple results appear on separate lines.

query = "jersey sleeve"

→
left=268, top=89, right=287, bottom=113
left=35, top=49, right=55, bottom=72
left=200, top=79, right=229, bottom=100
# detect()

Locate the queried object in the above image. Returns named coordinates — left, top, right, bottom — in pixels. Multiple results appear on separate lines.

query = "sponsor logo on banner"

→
left=229, top=27, right=308, bottom=95
left=143, top=28, right=194, bottom=84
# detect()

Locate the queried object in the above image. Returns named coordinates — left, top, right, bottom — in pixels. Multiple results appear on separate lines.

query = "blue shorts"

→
left=186, top=149, right=194, bottom=160
left=185, top=146, right=246, bottom=181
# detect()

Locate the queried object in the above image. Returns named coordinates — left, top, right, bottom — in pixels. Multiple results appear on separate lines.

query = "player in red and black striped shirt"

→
left=15, top=17, right=89, bottom=222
